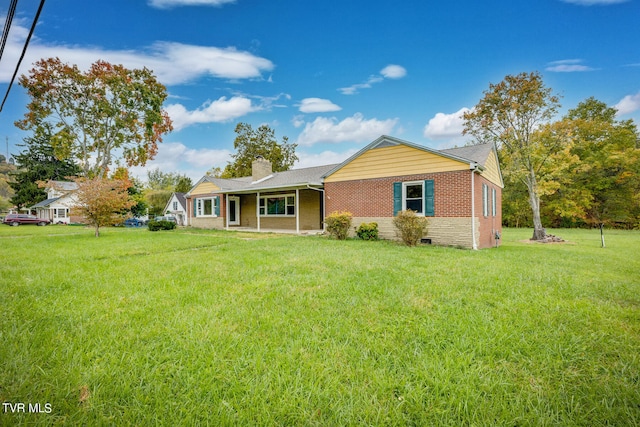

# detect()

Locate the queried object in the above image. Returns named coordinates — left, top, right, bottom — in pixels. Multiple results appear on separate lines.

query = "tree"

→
left=547, top=98, right=640, bottom=233
left=69, top=177, right=135, bottom=237
left=175, top=176, right=192, bottom=193
left=9, top=129, right=81, bottom=210
left=222, top=123, right=297, bottom=178
left=16, top=57, right=173, bottom=177
left=146, top=168, right=191, bottom=192
left=112, top=167, right=148, bottom=218
left=463, top=72, right=561, bottom=241
left=145, top=190, right=172, bottom=217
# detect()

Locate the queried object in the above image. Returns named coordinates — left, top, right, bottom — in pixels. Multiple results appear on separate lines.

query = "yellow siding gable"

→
left=480, top=150, right=503, bottom=188
left=190, top=180, right=220, bottom=195
left=324, top=144, right=468, bottom=183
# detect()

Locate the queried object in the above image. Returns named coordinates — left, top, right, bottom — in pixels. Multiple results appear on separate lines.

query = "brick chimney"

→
left=252, top=156, right=273, bottom=181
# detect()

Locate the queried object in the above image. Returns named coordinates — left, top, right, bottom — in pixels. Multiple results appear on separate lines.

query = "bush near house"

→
left=148, top=219, right=176, bottom=231
left=356, top=222, right=379, bottom=241
left=324, top=211, right=352, bottom=240
left=393, top=209, right=429, bottom=246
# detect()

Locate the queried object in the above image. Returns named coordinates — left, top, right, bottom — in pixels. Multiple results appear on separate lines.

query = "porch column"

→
left=295, top=188, right=300, bottom=234
left=225, top=194, right=229, bottom=230
left=256, top=191, right=261, bottom=231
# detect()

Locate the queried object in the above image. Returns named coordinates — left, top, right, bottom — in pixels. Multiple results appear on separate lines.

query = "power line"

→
left=0, top=0, right=47, bottom=113
left=0, top=0, right=19, bottom=61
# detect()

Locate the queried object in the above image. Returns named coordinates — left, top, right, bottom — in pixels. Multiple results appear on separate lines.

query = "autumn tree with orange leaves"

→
left=70, top=177, right=135, bottom=237
left=16, top=57, right=173, bottom=177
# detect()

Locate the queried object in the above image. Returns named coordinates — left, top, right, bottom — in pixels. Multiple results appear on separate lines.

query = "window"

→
left=482, top=184, right=489, bottom=217
left=393, top=180, right=434, bottom=217
left=404, top=182, right=424, bottom=214
left=173, top=201, right=178, bottom=211
left=259, top=194, right=295, bottom=216
left=196, top=197, right=218, bottom=217
left=491, top=188, right=497, bottom=217
left=54, top=208, right=68, bottom=218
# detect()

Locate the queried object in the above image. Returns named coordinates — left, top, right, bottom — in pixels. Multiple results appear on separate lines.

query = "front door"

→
left=228, top=197, right=240, bottom=225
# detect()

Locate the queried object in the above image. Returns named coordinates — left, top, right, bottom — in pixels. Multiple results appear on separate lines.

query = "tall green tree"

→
left=9, top=130, right=81, bottom=210
left=545, top=98, right=640, bottom=230
left=222, top=123, right=297, bottom=178
left=463, top=72, right=561, bottom=240
left=16, top=57, right=173, bottom=177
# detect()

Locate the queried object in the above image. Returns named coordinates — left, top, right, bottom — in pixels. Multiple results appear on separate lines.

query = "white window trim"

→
left=402, top=181, right=425, bottom=216
left=196, top=197, right=218, bottom=217
left=491, top=187, right=497, bottom=217
left=54, top=208, right=68, bottom=218
left=259, top=193, right=296, bottom=217
left=482, top=184, right=489, bottom=217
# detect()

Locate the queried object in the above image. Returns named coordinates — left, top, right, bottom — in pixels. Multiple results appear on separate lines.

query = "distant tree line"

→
left=464, top=72, right=640, bottom=237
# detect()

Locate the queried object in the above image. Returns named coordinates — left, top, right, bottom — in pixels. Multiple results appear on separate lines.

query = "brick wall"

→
left=325, top=170, right=502, bottom=249
left=325, top=170, right=472, bottom=218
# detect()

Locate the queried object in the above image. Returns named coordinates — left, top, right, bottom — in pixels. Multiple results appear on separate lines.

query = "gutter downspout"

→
left=306, top=185, right=325, bottom=232
left=470, top=163, right=478, bottom=250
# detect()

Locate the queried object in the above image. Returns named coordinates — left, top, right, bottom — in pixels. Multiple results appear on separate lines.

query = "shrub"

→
left=356, top=222, right=379, bottom=241
left=148, top=220, right=176, bottom=231
left=324, top=211, right=353, bottom=240
left=392, top=210, right=429, bottom=246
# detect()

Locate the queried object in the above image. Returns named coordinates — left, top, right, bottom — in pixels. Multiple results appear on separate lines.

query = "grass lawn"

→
left=1, top=225, right=639, bottom=426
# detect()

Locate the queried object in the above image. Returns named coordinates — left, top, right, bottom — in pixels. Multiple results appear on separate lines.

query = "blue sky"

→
left=1, top=0, right=639, bottom=182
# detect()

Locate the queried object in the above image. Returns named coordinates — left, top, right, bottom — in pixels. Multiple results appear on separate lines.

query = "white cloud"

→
left=0, top=21, right=273, bottom=85
left=166, top=96, right=257, bottom=130
left=381, top=64, right=407, bottom=79
left=129, top=142, right=232, bottom=183
left=560, top=0, right=628, bottom=5
left=614, top=91, right=640, bottom=116
left=295, top=113, right=398, bottom=146
left=546, top=59, right=595, bottom=72
left=423, top=108, right=471, bottom=139
left=339, top=64, right=407, bottom=95
left=298, top=98, right=342, bottom=113
left=148, top=0, right=236, bottom=8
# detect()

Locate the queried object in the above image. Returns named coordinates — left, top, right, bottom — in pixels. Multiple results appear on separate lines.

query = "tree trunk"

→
left=94, top=225, right=100, bottom=237
left=525, top=171, right=547, bottom=241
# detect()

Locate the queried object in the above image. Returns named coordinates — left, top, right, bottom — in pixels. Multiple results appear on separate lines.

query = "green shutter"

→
left=393, top=182, right=402, bottom=216
left=193, top=199, right=197, bottom=217
left=424, top=180, right=434, bottom=216
left=214, top=196, right=220, bottom=216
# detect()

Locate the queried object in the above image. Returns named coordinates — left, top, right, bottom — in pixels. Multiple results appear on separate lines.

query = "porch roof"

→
left=203, top=163, right=339, bottom=194
left=31, top=197, right=61, bottom=208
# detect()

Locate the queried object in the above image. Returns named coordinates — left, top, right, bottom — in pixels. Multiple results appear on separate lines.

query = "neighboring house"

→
left=186, top=135, right=504, bottom=249
left=163, top=192, right=188, bottom=225
left=31, top=181, right=80, bottom=224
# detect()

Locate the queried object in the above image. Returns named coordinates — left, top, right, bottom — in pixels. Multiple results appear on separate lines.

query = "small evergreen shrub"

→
left=148, top=220, right=176, bottom=231
left=356, top=222, right=379, bottom=241
left=324, top=211, right=353, bottom=240
left=393, top=210, right=429, bottom=246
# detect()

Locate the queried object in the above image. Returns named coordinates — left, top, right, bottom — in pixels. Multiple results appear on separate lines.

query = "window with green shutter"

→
left=394, top=180, right=434, bottom=217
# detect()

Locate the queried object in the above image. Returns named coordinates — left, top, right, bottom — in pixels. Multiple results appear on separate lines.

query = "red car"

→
left=2, top=214, right=51, bottom=226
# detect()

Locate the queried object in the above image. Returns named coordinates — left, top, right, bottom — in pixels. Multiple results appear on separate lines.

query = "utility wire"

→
left=0, top=0, right=46, bottom=113
left=0, top=0, right=19, bottom=61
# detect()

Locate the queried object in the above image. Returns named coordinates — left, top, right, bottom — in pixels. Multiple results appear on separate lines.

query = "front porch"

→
left=222, top=188, right=325, bottom=234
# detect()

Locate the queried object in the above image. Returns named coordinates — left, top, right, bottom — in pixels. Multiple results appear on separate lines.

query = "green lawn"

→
left=1, top=225, right=639, bottom=426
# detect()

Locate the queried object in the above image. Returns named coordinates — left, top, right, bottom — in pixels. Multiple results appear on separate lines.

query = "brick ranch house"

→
left=186, top=135, right=503, bottom=249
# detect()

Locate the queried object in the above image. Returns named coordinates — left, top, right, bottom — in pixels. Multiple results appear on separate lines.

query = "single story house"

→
left=163, top=192, right=188, bottom=225
left=32, top=181, right=81, bottom=224
left=186, top=135, right=503, bottom=249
